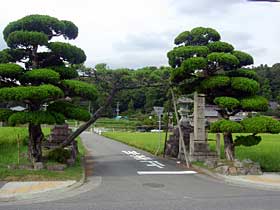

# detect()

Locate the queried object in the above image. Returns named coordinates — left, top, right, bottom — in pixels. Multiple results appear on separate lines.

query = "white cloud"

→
left=0, top=0, right=279, bottom=68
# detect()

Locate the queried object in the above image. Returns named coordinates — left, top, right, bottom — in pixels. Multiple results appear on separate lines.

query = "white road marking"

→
left=122, top=150, right=165, bottom=169
left=137, top=171, right=197, bottom=175
left=140, top=160, right=165, bottom=168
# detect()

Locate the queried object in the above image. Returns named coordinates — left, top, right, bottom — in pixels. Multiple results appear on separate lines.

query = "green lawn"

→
left=103, top=132, right=280, bottom=172
left=103, top=132, right=167, bottom=155
left=0, top=127, right=85, bottom=181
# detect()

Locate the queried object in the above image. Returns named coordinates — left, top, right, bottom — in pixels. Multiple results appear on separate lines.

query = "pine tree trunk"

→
left=223, top=132, right=235, bottom=161
left=28, top=123, right=43, bottom=162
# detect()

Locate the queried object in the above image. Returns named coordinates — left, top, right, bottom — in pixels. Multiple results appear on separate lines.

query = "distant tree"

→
left=0, top=15, right=97, bottom=162
left=127, top=99, right=134, bottom=114
left=167, top=27, right=280, bottom=160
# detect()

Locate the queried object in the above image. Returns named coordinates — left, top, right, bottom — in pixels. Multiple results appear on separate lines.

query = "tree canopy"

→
left=0, top=15, right=97, bottom=162
left=167, top=27, right=274, bottom=160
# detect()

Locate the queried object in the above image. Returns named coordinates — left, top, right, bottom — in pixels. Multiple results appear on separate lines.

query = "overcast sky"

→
left=0, top=0, right=279, bottom=69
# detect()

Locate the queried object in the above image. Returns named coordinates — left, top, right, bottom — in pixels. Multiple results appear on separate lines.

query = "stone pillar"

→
left=190, top=92, right=217, bottom=161
left=193, top=92, right=205, bottom=142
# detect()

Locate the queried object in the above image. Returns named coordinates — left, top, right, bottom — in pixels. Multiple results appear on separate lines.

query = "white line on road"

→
left=137, top=171, right=197, bottom=175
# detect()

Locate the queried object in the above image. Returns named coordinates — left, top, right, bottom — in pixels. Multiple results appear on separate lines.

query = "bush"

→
left=47, top=148, right=71, bottom=163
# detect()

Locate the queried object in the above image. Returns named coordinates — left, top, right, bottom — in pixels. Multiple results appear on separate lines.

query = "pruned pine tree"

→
left=0, top=15, right=98, bottom=163
left=167, top=27, right=280, bottom=160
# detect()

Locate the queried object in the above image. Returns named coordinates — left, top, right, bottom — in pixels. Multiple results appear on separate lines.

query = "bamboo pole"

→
left=170, top=88, right=191, bottom=168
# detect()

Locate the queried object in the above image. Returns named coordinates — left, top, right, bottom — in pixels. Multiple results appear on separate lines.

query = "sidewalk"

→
left=222, top=173, right=280, bottom=190
left=0, top=180, right=76, bottom=201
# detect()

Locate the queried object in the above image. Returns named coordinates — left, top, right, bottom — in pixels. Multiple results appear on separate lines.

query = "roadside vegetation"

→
left=103, top=131, right=280, bottom=172
left=0, top=127, right=85, bottom=181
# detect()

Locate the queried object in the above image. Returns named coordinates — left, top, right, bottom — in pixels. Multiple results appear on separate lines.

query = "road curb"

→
left=191, top=164, right=280, bottom=191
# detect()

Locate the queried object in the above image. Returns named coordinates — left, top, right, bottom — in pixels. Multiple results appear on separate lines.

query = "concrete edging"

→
left=192, top=164, right=280, bottom=191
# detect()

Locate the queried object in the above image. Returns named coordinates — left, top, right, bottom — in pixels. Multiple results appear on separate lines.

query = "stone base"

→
left=189, top=151, right=218, bottom=162
left=189, top=140, right=218, bottom=162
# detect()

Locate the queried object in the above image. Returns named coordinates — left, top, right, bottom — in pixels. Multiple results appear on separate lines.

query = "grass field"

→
left=103, top=132, right=280, bottom=172
left=66, top=118, right=141, bottom=131
left=103, top=132, right=167, bottom=155
left=0, top=127, right=85, bottom=181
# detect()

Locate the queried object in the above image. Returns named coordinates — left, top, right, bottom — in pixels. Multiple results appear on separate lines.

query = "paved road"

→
left=1, top=132, right=280, bottom=210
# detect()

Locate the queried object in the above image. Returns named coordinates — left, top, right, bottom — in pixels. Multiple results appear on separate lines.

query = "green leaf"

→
left=214, top=97, right=240, bottom=109
left=240, top=96, right=268, bottom=111
left=207, top=41, right=234, bottom=53
left=234, top=135, right=262, bottom=147
left=226, top=69, right=258, bottom=81
left=241, top=116, right=280, bottom=134
left=0, top=50, right=12, bottom=63
left=200, top=75, right=230, bottom=90
left=7, top=31, right=48, bottom=48
left=3, top=15, right=65, bottom=41
left=48, top=42, right=86, bottom=64
left=210, top=119, right=243, bottom=133
left=167, top=45, right=209, bottom=68
left=47, top=101, right=90, bottom=121
left=190, top=27, right=221, bottom=45
left=207, top=52, right=239, bottom=70
left=22, top=68, right=60, bottom=84
left=174, top=31, right=191, bottom=45
left=232, top=51, right=254, bottom=67
left=51, top=65, right=78, bottom=79
left=61, top=80, right=98, bottom=100
left=0, top=63, right=23, bottom=79
left=231, top=77, right=259, bottom=94
left=8, top=111, right=65, bottom=125
left=0, top=109, right=14, bottom=122
left=0, top=84, right=64, bottom=102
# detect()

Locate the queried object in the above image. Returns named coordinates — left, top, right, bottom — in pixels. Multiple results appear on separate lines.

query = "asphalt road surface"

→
left=1, top=132, right=280, bottom=210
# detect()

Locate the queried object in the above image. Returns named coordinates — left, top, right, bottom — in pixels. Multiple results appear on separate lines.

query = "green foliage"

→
left=22, top=68, right=60, bottom=84
left=3, top=15, right=76, bottom=41
left=207, top=41, right=234, bottom=53
left=0, top=84, right=63, bottom=102
left=207, top=52, right=239, bottom=70
left=226, top=69, right=258, bottom=81
left=1, top=49, right=26, bottom=63
left=240, top=96, right=268, bottom=111
left=47, top=101, right=90, bottom=121
left=0, top=109, right=14, bottom=122
left=51, top=66, right=78, bottom=79
left=234, top=135, right=262, bottom=147
left=181, top=57, right=207, bottom=74
left=47, top=148, right=71, bottom=163
left=232, top=51, right=254, bottom=67
left=61, top=80, right=98, bottom=100
left=210, top=119, right=243, bottom=133
left=60, top=20, right=78, bottom=40
left=200, top=75, right=230, bottom=90
left=48, top=42, right=86, bottom=64
left=0, top=51, right=12, bottom=63
left=8, top=111, right=65, bottom=125
left=174, top=31, right=191, bottom=45
left=231, top=77, right=259, bottom=94
left=214, top=97, right=240, bottom=109
left=190, top=27, right=221, bottom=45
left=7, top=31, right=48, bottom=49
left=167, top=46, right=209, bottom=68
left=241, top=116, right=280, bottom=134
left=0, top=63, right=23, bottom=79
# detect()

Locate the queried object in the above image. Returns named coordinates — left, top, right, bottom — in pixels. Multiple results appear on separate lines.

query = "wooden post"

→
left=17, top=134, right=20, bottom=165
left=216, top=133, right=221, bottom=159
left=170, top=88, right=191, bottom=168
